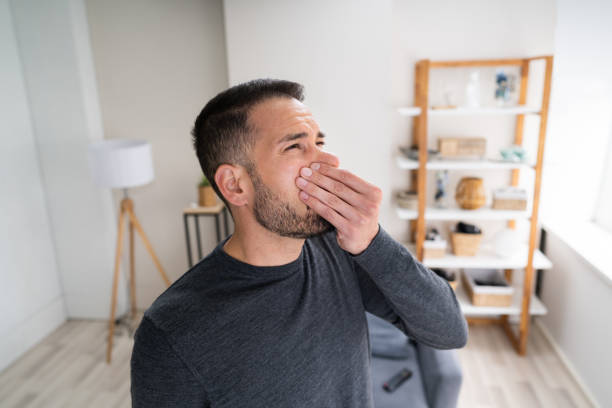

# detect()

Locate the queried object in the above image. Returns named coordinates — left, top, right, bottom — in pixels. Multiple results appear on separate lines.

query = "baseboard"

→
left=535, top=319, right=601, bottom=408
left=0, top=296, right=67, bottom=373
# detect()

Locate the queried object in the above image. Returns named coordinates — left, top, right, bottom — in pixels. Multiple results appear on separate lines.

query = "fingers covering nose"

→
left=317, top=150, right=340, bottom=168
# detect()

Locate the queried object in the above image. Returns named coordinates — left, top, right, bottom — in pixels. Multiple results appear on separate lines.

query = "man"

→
left=130, top=79, right=468, bottom=407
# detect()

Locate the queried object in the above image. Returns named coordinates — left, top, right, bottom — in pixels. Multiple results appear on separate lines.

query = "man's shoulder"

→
left=143, top=254, right=220, bottom=335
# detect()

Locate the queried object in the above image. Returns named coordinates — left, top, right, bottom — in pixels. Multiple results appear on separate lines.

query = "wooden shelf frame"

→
left=406, top=56, right=554, bottom=356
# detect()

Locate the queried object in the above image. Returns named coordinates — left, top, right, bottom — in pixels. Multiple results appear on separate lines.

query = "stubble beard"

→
left=248, top=165, right=333, bottom=239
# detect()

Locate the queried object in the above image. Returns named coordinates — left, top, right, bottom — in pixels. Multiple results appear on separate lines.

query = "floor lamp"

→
left=89, top=139, right=171, bottom=364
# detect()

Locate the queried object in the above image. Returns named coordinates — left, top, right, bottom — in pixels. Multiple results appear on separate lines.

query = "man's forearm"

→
left=352, top=225, right=468, bottom=349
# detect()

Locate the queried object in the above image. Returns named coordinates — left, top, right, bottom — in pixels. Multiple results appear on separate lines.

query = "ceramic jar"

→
left=455, top=177, right=486, bottom=210
left=198, top=185, right=217, bottom=207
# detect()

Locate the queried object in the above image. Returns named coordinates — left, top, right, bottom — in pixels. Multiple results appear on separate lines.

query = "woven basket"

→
left=492, top=198, right=526, bottom=211
left=450, top=231, right=482, bottom=256
left=438, top=137, right=486, bottom=158
left=462, top=269, right=513, bottom=307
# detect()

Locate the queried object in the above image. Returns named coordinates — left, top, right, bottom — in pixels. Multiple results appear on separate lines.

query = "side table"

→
left=183, top=202, right=230, bottom=267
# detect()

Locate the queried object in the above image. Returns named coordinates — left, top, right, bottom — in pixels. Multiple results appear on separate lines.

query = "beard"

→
left=247, top=165, right=333, bottom=239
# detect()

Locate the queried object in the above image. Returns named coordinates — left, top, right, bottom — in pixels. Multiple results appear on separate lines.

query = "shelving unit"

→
left=400, top=56, right=554, bottom=355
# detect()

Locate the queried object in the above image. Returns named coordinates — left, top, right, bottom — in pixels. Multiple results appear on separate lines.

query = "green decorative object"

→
left=499, top=144, right=527, bottom=162
left=198, top=174, right=217, bottom=206
left=199, top=174, right=211, bottom=187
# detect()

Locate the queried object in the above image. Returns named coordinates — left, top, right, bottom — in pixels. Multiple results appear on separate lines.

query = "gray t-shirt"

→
left=130, top=225, right=467, bottom=407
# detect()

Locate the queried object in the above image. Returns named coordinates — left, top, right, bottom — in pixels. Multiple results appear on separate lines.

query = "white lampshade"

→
left=88, top=139, right=154, bottom=188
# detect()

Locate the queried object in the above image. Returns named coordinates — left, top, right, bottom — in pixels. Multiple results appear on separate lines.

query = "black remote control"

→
left=382, top=368, right=412, bottom=393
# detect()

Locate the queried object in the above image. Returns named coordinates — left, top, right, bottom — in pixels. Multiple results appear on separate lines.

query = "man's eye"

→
left=285, top=142, right=325, bottom=151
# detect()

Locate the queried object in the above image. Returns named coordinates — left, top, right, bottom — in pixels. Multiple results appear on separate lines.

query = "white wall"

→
left=538, top=232, right=610, bottom=407
left=538, top=0, right=612, bottom=406
left=85, top=0, right=230, bottom=309
left=540, top=2, right=612, bottom=224
left=1, top=0, right=123, bottom=372
left=10, top=0, right=119, bottom=321
left=0, top=0, right=66, bottom=372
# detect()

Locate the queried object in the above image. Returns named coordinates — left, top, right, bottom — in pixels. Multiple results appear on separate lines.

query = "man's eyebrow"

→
left=277, top=131, right=325, bottom=145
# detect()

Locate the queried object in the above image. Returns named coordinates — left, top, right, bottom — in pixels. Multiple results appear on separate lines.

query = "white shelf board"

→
left=397, top=107, right=422, bottom=116
left=404, top=243, right=553, bottom=270
left=396, top=206, right=531, bottom=221
left=395, top=155, right=535, bottom=170
left=397, top=105, right=540, bottom=117
left=430, top=106, right=541, bottom=116
left=454, top=282, right=547, bottom=316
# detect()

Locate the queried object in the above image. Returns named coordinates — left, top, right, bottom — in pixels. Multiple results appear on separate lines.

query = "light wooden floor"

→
left=0, top=316, right=594, bottom=408
left=456, top=321, right=594, bottom=408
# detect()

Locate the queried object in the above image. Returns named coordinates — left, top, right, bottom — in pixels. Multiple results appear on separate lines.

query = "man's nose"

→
left=314, top=149, right=340, bottom=168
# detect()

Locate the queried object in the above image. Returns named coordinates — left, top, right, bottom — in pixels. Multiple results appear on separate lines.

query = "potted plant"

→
left=198, top=175, right=217, bottom=207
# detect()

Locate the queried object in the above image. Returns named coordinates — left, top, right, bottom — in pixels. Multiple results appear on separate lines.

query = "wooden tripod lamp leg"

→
left=129, top=208, right=137, bottom=317
left=106, top=198, right=171, bottom=364
left=125, top=204, right=171, bottom=287
left=107, top=201, right=126, bottom=364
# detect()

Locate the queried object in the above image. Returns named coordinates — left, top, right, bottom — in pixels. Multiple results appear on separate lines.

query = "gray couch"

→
left=366, top=312, right=463, bottom=408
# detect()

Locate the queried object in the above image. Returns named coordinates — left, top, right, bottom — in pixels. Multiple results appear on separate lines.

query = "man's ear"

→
left=214, top=164, right=250, bottom=207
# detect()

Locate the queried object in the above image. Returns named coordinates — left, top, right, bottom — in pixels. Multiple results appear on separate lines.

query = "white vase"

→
left=465, top=71, right=480, bottom=108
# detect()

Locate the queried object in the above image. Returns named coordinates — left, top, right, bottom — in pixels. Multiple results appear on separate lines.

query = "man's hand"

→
left=295, top=162, right=382, bottom=255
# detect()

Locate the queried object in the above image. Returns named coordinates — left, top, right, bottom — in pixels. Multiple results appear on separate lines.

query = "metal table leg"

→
left=215, top=213, right=221, bottom=243
left=184, top=214, right=193, bottom=268
left=223, top=207, right=229, bottom=238
left=195, top=215, right=203, bottom=261
left=184, top=209, right=231, bottom=267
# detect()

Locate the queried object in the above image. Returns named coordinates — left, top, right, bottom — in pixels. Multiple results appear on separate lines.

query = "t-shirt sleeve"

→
left=130, top=316, right=211, bottom=407
left=351, top=224, right=468, bottom=350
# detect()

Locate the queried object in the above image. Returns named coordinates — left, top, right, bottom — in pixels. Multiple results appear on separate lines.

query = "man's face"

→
left=246, top=97, right=339, bottom=239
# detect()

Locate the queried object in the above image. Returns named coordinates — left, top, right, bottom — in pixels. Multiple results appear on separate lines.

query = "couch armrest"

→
left=414, top=341, right=463, bottom=408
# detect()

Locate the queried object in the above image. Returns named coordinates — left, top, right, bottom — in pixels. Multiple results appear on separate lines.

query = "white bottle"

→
left=465, top=71, right=480, bottom=108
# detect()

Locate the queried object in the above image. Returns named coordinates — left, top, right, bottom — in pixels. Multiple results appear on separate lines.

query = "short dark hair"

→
left=191, top=78, right=305, bottom=211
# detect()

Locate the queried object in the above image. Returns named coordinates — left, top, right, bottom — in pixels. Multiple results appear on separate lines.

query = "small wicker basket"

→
left=492, top=198, right=526, bottom=210
left=462, top=269, right=513, bottom=307
left=438, top=137, right=486, bottom=158
left=492, top=187, right=527, bottom=210
left=450, top=231, right=482, bottom=256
